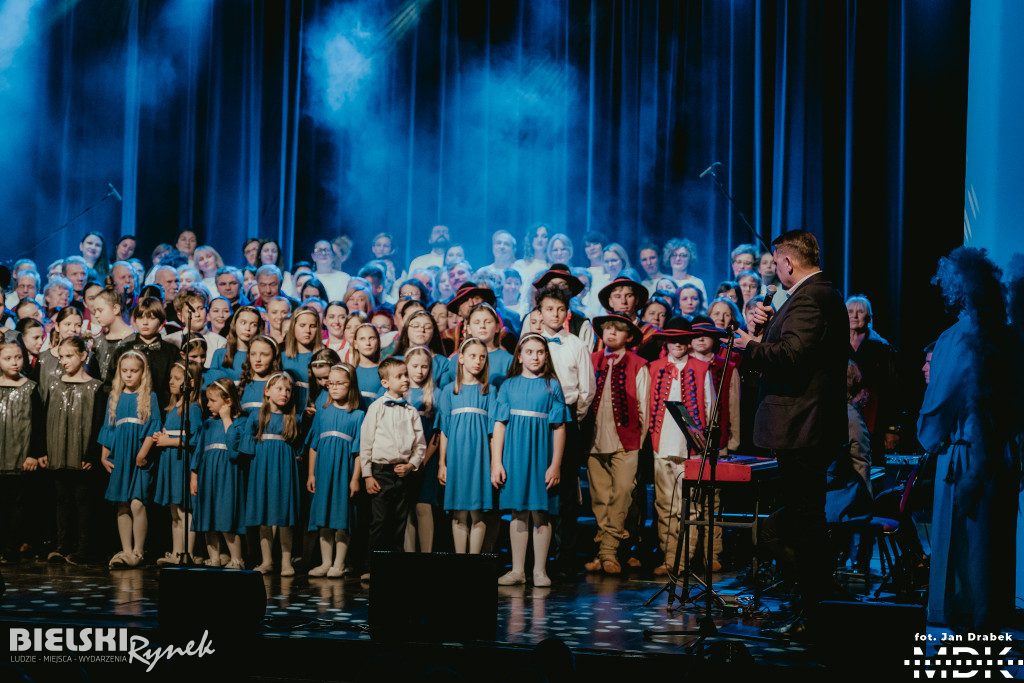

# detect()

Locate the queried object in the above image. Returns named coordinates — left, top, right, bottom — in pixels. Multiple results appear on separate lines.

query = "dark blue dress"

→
left=239, top=412, right=300, bottom=527
left=306, top=405, right=364, bottom=531
left=438, top=383, right=495, bottom=511
left=494, top=377, right=570, bottom=512
left=100, top=392, right=162, bottom=503
left=283, top=351, right=314, bottom=410
left=154, top=403, right=203, bottom=506
left=193, top=418, right=246, bottom=534
left=203, top=348, right=247, bottom=387
left=355, top=365, right=384, bottom=409
left=410, top=386, right=442, bottom=506
left=239, top=380, right=267, bottom=417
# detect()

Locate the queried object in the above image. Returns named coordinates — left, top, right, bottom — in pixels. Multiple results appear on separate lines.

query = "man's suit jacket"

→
left=744, top=272, right=849, bottom=450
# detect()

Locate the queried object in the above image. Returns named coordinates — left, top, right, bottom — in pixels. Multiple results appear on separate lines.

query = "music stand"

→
left=643, top=333, right=777, bottom=649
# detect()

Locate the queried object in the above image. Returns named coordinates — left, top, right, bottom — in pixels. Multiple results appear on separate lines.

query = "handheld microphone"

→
left=107, top=183, right=123, bottom=202
left=699, top=162, right=721, bottom=179
left=753, top=285, right=777, bottom=336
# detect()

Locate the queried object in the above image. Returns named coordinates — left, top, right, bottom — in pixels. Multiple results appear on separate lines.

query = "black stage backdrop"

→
left=5, top=0, right=969, bottom=406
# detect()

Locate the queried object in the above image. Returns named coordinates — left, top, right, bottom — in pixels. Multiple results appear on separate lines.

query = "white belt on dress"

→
left=242, top=402, right=261, bottom=410
left=451, top=407, right=487, bottom=416
left=205, top=443, right=228, bottom=451
left=320, top=431, right=353, bottom=442
left=510, top=409, right=547, bottom=419
left=164, top=430, right=182, bottom=437
left=295, top=381, right=309, bottom=388
left=260, top=434, right=285, bottom=441
left=361, top=391, right=379, bottom=398
left=116, top=418, right=144, bottom=426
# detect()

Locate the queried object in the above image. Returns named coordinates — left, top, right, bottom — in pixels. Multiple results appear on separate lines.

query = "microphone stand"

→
left=644, top=332, right=775, bottom=650
left=10, top=185, right=122, bottom=261
left=177, top=307, right=196, bottom=565
left=703, top=163, right=773, bottom=255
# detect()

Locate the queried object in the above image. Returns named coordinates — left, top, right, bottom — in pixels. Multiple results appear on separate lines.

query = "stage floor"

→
left=2, top=557, right=1020, bottom=681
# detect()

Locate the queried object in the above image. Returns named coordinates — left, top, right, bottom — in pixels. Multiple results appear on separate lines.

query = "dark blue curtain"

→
left=5, top=0, right=968, bottom=360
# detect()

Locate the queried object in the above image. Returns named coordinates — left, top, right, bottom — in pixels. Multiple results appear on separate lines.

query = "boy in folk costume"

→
left=648, top=317, right=738, bottom=574
left=584, top=314, right=649, bottom=574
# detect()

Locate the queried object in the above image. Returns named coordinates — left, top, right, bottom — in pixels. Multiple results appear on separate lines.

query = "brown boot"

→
left=584, top=557, right=603, bottom=572
left=602, top=559, right=622, bottom=575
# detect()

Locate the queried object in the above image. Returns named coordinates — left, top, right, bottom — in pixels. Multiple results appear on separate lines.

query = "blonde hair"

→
left=350, top=322, right=381, bottom=366
left=109, top=350, right=153, bottom=424
left=256, top=372, right=299, bottom=444
left=404, top=346, right=436, bottom=415
left=454, top=337, right=490, bottom=396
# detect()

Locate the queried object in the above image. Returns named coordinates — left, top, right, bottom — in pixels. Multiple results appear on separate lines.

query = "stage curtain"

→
left=6, top=0, right=968, bottom=361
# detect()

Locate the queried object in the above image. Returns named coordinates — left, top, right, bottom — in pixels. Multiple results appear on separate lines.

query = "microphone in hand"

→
left=753, top=285, right=777, bottom=336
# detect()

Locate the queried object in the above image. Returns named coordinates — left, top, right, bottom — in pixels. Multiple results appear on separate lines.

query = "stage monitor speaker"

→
left=370, top=551, right=497, bottom=642
left=158, top=567, right=266, bottom=638
left=815, top=600, right=925, bottom=672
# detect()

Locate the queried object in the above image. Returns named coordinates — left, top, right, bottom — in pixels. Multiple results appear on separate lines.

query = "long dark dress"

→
left=45, top=378, right=104, bottom=470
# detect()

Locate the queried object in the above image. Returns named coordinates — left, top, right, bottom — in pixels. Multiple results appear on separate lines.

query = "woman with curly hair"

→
left=918, top=246, right=1018, bottom=630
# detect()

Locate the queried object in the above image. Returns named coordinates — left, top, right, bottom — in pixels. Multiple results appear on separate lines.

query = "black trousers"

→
left=53, top=469, right=94, bottom=556
left=771, top=447, right=834, bottom=607
left=369, top=465, right=413, bottom=553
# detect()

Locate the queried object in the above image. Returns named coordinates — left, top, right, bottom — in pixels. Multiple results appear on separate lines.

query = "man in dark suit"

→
left=734, top=230, right=849, bottom=635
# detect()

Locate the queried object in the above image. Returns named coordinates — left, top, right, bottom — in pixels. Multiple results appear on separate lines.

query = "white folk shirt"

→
left=544, top=328, right=595, bottom=421
left=655, top=354, right=714, bottom=459
left=359, top=394, right=427, bottom=477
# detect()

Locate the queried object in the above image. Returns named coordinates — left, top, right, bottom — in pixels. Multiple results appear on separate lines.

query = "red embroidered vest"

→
left=647, top=357, right=682, bottom=453
left=590, top=350, right=647, bottom=451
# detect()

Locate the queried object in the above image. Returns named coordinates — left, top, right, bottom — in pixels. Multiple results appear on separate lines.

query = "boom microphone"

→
left=699, top=162, right=721, bottom=179
left=107, top=183, right=123, bottom=202
left=753, top=285, right=777, bottom=336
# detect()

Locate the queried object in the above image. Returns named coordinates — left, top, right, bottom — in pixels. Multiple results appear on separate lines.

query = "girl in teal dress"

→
left=204, top=305, right=263, bottom=387
left=352, top=323, right=385, bottom=408
left=282, top=306, right=323, bottom=411
left=153, top=361, right=203, bottom=566
left=305, top=363, right=364, bottom=577
left=100, top=351, right=162, bottom=568
left=238, top=372, right=302, bottom=576
left=192, top=379, right=247, bottom=569
left=405, top=346, right=443, bottom=552
left=238, top=335, right=283, bottom=416
left=438, top=338, right=495, bottom=554
left=491, top=334, right=569, bottom=587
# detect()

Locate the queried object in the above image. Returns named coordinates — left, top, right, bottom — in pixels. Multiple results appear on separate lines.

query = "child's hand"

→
left=544, top=465, right=561, bottom=489
left=82, top=462, right=93, bottom=471
left=394, top=463, right=411, bottom=477
left=101, top=456, right=114, bottom=473
left=38, top=456, right=49, bottom=469
left=304, top=406, right=316, bottom=418
left=491, top=464, right=506, bottom=489
left=136, top=453, right=148, bottom=468
left=307, top=474, right=316, bottom=494
left=190, top=472, right=199, bottom=496
left=153, top=430, right=175, bottom=448
left=364, top=476, right=381, bottom=494
left=23, top=457, right=39, bottom=472
left=349, top=478, right=360, bottom=497
left=218, top=404, right=233, bottom=421
left=437, top=464, right=447, bottom=486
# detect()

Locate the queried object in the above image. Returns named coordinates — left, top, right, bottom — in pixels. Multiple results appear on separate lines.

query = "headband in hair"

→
left=459, top=336, right=486, bottom=353
left=310, top=359, right=333, bottom=366
left=266, top=371, right=290, bottom=383
left=518, top=333, right=548, bottom=345
left=121, top=350, right=147, bottom=363
left=253, top=335, right=279, bottom=353
left=183, top=336, right=208, bottom=348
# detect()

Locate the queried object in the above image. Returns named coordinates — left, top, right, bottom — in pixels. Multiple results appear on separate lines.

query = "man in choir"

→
left=408, top=224, right=451, bottom=273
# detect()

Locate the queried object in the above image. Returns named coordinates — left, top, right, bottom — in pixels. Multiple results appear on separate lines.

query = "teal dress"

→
left=154, top=403, right=203, bottom=506
left=438, top=383, right=495, bottom=511
left=204, top=348, right=247, bottom=387
left=192, top=418, right=246, bottom=534
left=238, top=412, right=300, bottom=526
left=306, top=405, right=364, bottom=531
left=410, top=386, right=442, bottom=506
left=239, top=380, right=267, bottom=417
left=100, top=392, right=162, bottom=503
left=494, top=377, right=570, bottom=512
left=355, top=365, right=384, bottom=409
left=283, top=351, right=314, bottom=411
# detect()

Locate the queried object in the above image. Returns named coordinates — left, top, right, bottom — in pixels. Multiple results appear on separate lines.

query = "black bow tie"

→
left=384, top=399, right=407, bottom=407
left=138, top=341, right=162, bottom=351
